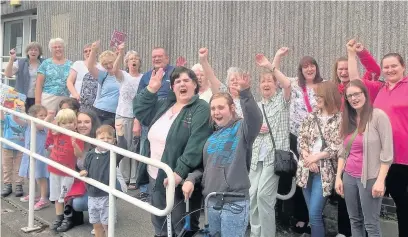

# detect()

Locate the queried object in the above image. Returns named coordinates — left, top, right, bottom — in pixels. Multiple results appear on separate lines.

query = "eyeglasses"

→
left=346, top=91, right=363, bottom=100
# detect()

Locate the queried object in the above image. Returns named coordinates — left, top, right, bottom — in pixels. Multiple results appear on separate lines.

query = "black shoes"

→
left=1, top=184, right=12, bottom=197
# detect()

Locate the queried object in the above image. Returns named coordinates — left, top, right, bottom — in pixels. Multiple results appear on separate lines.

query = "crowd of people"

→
left=1, top=37, right=407, bottom=237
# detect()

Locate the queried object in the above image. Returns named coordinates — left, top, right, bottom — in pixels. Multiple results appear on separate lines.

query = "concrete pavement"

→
left=1, top=182, right=398, bottom=237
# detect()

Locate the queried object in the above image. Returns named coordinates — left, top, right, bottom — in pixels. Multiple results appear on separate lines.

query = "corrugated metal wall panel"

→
left=35, top=1, right=408, bottom=97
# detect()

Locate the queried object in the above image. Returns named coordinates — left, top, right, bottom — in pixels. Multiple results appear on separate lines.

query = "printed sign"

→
left=110, top=30, right=127, bottom=48
left=0, top=83, right=26, bottom=112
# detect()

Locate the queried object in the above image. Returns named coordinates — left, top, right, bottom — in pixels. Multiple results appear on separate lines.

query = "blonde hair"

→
left=48, top=38, right=65, bottom=52
left=55, top=108, right=77, bottom=124
left=25, top=42, right=43, bottom=58
left=98, top=50, right=116, bottom=65
left=96, top=125, right=115, bottom=137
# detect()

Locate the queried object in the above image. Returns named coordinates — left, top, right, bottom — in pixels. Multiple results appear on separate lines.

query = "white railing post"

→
left=108, top=150, right=117, bottom=237
left=21, top=121, right=41, bottom=232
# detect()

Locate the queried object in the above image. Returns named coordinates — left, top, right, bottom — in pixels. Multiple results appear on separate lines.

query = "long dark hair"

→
left=341, top=80, right=373, bottom=137
left=77, top=109, right=101, bottom=150
left=298, top=56, right=323, bottom=88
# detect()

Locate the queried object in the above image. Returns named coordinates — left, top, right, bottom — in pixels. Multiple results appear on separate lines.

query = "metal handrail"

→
left=0, top=106, right=176, bottom=237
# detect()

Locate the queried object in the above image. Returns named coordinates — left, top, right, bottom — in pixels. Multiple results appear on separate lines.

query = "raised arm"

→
left=198, top=48, right=222, bottom=93
left=133, top=69, right=165, bottom=127
left=356, top=43, right=381, bottom=81
left=256, top=47, right=292, bottom=100
left=346, top=39, right=361, bottom=81
left=236, top=74, right=263, bottom=145
left=87, top=41, right=100, bottom=79
left=4, top=49, right=17, bottom=77
left=113, top=43, right=125, bottom=82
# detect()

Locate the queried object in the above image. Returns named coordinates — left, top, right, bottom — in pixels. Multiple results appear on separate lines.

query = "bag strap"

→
left=345, top=129, right=359, bottom=159
left=302, top=86, right=313, bottom=113
left=261, top=104, right=276, bottom=148
left=313, top=114, right=327, bottom=150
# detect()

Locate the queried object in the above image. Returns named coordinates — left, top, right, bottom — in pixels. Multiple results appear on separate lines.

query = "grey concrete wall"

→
left=34, top=1, right=408, bottom=93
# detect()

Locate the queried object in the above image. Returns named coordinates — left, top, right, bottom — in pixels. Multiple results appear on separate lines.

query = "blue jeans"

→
left=73, top=194, right=88, bottom=212
left=207, top=199, right=249, bottom=237
left=302, top=173, right=327, bottom=237
left=139, top=125, right=149, bottom=194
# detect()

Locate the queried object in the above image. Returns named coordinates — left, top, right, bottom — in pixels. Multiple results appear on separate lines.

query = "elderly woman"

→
left=114, top=45, right=143, bottom=189
left=191, top=63, right=212, bottom=103
left=133, top=66, right=212, bottom=236
left=86, top=41, right=121, bottom=127
left=4, top=42, right=44, bottom=112
left=198, top=48, right=245, bottom=117
left=249, top=48, right=292, bottom=237
left=35, top=38, right=72, bottom=112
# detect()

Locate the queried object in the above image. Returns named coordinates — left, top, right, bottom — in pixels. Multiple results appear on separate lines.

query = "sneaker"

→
left=34, top=199, right=51, bottom=211
left=20, top=195, right=41, bottom=203
left=1, top=184, right=12, bottom=197
left=91, top=229, right=95, bottom=235
left=134, top=192, right=150, bottom=202
left=15, top=184, right=23, bottom=197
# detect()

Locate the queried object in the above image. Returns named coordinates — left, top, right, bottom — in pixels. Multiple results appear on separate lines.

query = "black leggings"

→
left=93, top=107, right=116, bottom=128
left=386, top=164, right=408, bottom=237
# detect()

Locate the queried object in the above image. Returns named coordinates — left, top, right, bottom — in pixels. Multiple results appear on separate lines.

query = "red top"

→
left=46, top=132, right=84, bottom=176
left=373, top=77, right=408, bottom=165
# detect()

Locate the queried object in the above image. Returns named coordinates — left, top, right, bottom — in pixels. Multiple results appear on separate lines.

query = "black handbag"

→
left=261, top=104, right=297, bottom=177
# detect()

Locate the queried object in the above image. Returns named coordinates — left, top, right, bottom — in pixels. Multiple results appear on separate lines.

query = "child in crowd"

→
left=59, top=98, right=80, bottom=114
left=15, top=105, right=54, bottom=210
left=46, top=108, right=84, bottom=230
left=1, top=110, right=25, bottom=197
left=79, top=124, right=126, bottom=237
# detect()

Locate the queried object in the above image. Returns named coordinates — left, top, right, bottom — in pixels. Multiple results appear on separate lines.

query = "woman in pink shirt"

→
left=347, top=40, right=408, bottom=237
left=335, top=80, right=393, bottom=237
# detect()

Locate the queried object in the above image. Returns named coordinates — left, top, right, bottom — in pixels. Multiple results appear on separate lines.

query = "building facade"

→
left=2, top=1, right=408, bottom=94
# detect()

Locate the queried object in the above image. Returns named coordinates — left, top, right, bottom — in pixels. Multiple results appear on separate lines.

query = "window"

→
left=3, top=19, right=24, bottom=57
left=30, top=19, right=37, bottom=42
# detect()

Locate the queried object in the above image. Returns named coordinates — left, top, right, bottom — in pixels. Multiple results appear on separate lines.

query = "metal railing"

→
left=0, top=106, right=176, bottom=237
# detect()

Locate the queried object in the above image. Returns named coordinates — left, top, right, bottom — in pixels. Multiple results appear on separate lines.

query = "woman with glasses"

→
left=335, top=79, right=393, bottom=237
left=296, top=81, right=342, bottom=237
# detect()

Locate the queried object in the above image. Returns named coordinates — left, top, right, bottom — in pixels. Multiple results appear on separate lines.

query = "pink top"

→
left=373, top=77, right=408, bottom=165
left=147, top=109, right=180, bottom=179
left=344, top=134, right=364, bottom=177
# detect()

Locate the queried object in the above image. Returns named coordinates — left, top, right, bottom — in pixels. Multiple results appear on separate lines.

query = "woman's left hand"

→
left=372, top=180, right=385, bottom=198
left=163, top=172, right=183, bottom=187
left=237, top=72, right=251, bottom=91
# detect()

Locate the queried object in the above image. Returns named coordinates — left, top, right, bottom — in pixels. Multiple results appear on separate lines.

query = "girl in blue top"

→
left=1, top=110, right=25, bottom=197
left=15, top=105, right=54, bottom=210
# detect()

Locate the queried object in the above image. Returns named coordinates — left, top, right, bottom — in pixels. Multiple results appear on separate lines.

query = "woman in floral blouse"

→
left=249, top=48, right=292, bottom=237
left=296, top=81, right=342, bottom=237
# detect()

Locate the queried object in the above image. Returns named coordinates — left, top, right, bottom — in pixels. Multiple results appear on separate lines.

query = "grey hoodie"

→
left=186, top=88, right=262, bottom=201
